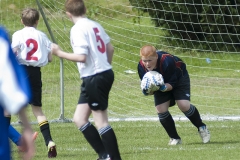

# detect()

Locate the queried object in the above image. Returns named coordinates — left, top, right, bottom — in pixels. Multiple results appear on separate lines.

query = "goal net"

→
left=1, top=0, right=240, bottom=123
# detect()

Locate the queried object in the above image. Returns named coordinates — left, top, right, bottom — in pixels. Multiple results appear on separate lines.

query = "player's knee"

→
left=73, top=115, right=88, bottom=128
left=158, top=111, right=170, bottom=123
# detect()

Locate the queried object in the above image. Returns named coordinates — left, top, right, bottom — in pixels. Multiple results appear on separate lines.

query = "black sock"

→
left=99, top=126, right=122, bottom=160
left=80, top=122, right=108, bottom=158
left=39, top=120, right=53, bottom=146
left=5, top=116, right=11, bottom=126
left=158, top=111, right=180, bottom=139
left=183, top=104, right=205, bottom=129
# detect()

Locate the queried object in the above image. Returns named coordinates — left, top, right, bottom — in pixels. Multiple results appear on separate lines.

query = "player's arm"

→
left=48, top=51, right=53, bottom=62
left=159, top=58, right=176, bottom=92
left=137, top=62, right=146, bottom=80
left=106, top=42, right=114, bottom=64
left=51, top=43, right=86, bottom=62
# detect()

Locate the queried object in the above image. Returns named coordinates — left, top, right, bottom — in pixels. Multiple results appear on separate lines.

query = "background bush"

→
left=129, top=0, right=240, bottom=52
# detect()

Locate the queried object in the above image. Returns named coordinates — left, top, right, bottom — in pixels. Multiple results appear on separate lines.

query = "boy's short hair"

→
left=140, top=45, right=157, bottom=57
left=65, top=0, right=86, bottom=16
left=21, top=8, right=39, bottom=27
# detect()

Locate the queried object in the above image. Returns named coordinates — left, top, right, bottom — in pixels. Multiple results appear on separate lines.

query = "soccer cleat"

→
left=198, top=125, right=210, bottom=143
left=168, top=138, right=182, bottom=145
left=48, top=141, right=57, bottom=158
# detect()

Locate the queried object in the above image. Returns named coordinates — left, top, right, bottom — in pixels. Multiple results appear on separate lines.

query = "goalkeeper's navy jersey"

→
left=138, top=51, right=188, bottom=88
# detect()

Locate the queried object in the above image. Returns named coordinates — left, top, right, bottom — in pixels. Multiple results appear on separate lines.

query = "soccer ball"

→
left=141, top=71, right=164, bottom=95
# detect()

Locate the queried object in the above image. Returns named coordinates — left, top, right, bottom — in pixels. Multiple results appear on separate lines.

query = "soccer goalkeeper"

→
left=137, top=45, right=210, bottom=145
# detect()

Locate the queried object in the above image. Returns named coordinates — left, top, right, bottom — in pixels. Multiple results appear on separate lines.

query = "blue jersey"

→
left=0, top=26, right=31, bottom=160
left=138, top=51, right=188, bottom=88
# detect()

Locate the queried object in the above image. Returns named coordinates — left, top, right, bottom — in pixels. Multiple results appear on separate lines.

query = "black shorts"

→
left=78, top=69, right=114, bottom=111
left=154, top=75, right=190, bottom=107
left=23, top=65, right=42, bottom=107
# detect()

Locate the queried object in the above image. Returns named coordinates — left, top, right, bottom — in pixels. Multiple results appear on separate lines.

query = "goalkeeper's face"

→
left=141, top=56, right=158, bottom=71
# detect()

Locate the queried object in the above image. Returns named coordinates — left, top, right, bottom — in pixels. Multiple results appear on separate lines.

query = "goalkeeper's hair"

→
left=140, top=45, right=157, bottom=57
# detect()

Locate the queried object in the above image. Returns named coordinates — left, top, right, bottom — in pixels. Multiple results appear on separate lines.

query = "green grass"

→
left=1, top=0, right=240, bottom=159
left=11, top=120, right=240, bottom=160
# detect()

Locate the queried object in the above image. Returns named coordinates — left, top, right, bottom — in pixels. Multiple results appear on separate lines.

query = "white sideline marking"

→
left=10, top=115, right=240, bottom=125
left=58, top=145, right=238, bottom=152
left=131, top=145, right=238, bottom=151
left=107, top=116, right=240, bottom=122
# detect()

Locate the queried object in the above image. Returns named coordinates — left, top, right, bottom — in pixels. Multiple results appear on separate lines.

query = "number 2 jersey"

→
left=70, top=18, right=112, bottom=78
left=11, top=27, right=52, bottom=67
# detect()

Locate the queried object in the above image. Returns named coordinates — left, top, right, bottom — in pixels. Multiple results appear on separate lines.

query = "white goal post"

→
left=1, top=0, right=240, bottom=123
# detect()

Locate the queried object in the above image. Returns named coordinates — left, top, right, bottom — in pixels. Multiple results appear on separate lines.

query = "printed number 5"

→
left=93, top=28, right=106, bottom=53
left=26, top=38, right=38, bottom=61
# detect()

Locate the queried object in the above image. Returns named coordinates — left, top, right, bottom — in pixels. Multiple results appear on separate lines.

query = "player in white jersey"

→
left=70, top=18, right=112, bottom=78
left=0, top=26, right=35, bottom=160
left=11, top=8, right=57, bottom=158
left=51, top=0, right=121, bottom=159
left=12, top=26, right=51, bottom=67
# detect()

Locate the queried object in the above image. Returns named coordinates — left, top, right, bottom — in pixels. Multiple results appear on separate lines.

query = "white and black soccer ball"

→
left=140, top=71, right=164, bottom=95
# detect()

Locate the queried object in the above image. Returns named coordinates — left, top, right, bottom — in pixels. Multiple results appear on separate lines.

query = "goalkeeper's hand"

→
left=141, top=77, right=151, bottom=96
left=141, top=77, right=151, bottom=91
left=142, top=89, right=149, bottom=96
left=142, top=85, right=160, bottom=95
left=151, top=73, right=166, bottom=92
left=141, top=77, right=160, bottom=96
left=159, top=84, right=167, bottom=92
left=153, top=73, right=165, bottom=86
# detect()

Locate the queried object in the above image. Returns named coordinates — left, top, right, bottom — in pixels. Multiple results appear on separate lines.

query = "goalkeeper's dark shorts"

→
left=154, top=75, right=190, bottom=107
left=78, top=69, right=114, bottom=111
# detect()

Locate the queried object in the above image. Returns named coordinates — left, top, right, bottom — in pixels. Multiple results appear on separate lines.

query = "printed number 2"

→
left=26, top=39, right=38, bottom=61
left=93, top=28, right=105, bottom=53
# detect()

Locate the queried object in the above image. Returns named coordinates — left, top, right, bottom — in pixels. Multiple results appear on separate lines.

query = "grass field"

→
left=1, top=0, right=240, bottom=159
left=11, top=120, right=240, bottom=160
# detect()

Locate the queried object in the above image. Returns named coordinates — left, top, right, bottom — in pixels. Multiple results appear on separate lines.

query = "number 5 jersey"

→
left=70, top=17, right=112, bottom=78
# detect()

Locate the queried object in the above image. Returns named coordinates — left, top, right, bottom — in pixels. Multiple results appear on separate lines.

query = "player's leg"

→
left=155, top=101, right=181, bottom=145
left=75, top=77, right=109, bottom=159
left=88, top=70, right=121, bottom=160
left=0, top=108, right=11, bottom=160
left=9, top=124, right=38, bottom=152
left=92, top=109, right=121, bottom=160
left=4, top=111, right=19, bottom=144
left=4, top=111, right=23, bottom=149
left=4, top=116, right=11, bottom=126
left=177, top=100, right=206, bottom=127
left=174, top=76, right=210, bottom=143
left=31, top=105, right=57, bottom=157
left=5, top=106, right=38, bottom=151
left=177, top=100, right=210, bottom=143
left=154, top=91, right=181, bottom=145
left=8, top=125, right=21, bottom=146
left=73, top=103, right=109, bottom=159
left=27, top=66, right=57, bottom=157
